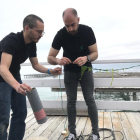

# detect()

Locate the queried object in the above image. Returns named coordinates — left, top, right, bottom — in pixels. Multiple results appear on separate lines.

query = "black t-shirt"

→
left=0, top=31, right=37, bottom=82
left=52, top=24, right=96, bottom=72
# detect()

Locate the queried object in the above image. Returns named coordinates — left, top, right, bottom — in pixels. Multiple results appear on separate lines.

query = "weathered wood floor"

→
left=8, top=110, right=140, bottom=140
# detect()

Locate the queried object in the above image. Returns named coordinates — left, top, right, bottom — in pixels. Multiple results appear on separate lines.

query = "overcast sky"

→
left=0, top=0, right=140, bottom=63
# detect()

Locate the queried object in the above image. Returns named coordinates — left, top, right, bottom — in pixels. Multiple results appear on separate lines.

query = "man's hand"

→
left=73, top=56, right=88, bottom=66
left=15, top=83, right=32, bottom=96
left=56, top=57, right=71, bottom=66
left=50, top=67, right=62, bottom=75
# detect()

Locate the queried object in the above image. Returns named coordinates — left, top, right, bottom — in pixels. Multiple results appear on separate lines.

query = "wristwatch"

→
left=87, top=55, right=90, bottom=62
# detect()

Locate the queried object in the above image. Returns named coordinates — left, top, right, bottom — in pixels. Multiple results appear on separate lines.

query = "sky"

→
left=0, top=0, right=140, bottom=63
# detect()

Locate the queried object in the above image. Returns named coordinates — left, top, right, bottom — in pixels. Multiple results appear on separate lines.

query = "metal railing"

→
left=21, top=59, right=140, bottom=111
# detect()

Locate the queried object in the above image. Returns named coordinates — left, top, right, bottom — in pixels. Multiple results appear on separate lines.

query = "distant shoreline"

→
left=93, top=72, right=140, bottom=78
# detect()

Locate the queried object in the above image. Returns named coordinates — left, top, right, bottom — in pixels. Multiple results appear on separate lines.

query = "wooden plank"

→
left=25, top=117, right=36, bottom=131
left=76, top=117, right=88, bottom=136
left=126, top=112, right=140, bottom=139
left=24, top=116, right=49, bottom=140
left=8, top=110, right=34, bottom=131
left=27, top=116, right=55, bottom=138
left=98, top=112, right=104, bottom=140
left=103, top=112, right=114, bottom=140
left=9, top=110, right=32, bottom=123
left=58, top=117, right=80, bottom=140
left=49, top=117, right=68, bottom=140
left=25, top=113, right=35, bottom=124
left=26, top=110, right=33, bottom=117
left=111, top=112, right=126, bottom=140
left=118, top=112, right=136, bottom=140
left=81, top=112, right=105, bottom=139
left=133, top=112, right=140, bottom=125
left=8, top=110, right=140, bottom=140
left=21, top=111, right=140, bottom=140
left=83, top=117, right=92, bottom=135
left=82, top=117, right=93, bottom=139
left=40, top=116, right=64, bottom=138
left=25, top=112, right=37, bottom=131
left=8, top=111, right=13, bottom=130
left=23, top=112, right=46, bottom=140
left=23, top=122, right=41, bottom=140
left=135, top=112, right=140, bottom=118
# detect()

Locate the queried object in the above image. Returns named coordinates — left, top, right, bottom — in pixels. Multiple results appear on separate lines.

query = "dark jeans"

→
left=0, top=80, right=27, bottom=140
left=64, top=70, right=98, bottom=135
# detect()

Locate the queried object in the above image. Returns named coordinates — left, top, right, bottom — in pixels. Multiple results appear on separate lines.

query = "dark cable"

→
left=63, top=128, right=124, bottom=140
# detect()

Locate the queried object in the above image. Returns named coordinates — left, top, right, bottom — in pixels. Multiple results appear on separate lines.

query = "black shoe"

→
left=92, top=133, right=100, bottom=140
left=67, top=133, right=76, bottom=140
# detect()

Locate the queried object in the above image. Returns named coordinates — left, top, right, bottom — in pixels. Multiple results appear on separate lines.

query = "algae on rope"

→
left=79, top=64, right=140, bottom=86
left=80, top=66, right=114, bottom=86
left=79, top=66, right=92, bottom=80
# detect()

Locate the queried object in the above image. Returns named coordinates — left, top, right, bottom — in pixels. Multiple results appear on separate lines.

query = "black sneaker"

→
left=67, top=133, right=76, bottom=140
left=93, top=134, right=100, bottom=140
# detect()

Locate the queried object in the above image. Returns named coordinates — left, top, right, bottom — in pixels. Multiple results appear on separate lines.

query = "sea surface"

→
left=21, top=63, right=140, bottom=101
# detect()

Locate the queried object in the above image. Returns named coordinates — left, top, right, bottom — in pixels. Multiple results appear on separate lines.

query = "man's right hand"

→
left=56, top=57, right=71, bottom=66
left=15, top=83, right=32, bottom=95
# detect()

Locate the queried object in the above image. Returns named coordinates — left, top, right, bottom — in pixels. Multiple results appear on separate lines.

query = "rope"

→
left=58, top=64, right=138, bottom=139
left=92, top=64, right=140, bottom=72
left=59, top=73, right=68, bottom=140
left=59, top=73, right=123, bottom=140
left=80, top=64, right=140, bottom=86
left=63, top=128, right=124, bottom=140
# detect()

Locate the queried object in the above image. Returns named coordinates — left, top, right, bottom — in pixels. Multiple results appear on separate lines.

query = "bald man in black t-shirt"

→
left=0, top=15, right=61, bottom=140
left=48, top=8, right=100, bottom=140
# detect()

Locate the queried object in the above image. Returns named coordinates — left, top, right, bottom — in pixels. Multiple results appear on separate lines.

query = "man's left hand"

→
left=50, top=67, right=62, bottom=75
left=73, top=56, right=87, bottom=66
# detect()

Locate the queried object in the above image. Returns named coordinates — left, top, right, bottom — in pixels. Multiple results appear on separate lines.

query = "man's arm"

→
left=47, top=47, right=60, bottom=65
left=88, top=43, right=98, bottom=61
left=29, top=57, right=62, bottom=75
left=0, top=52, right=31, bottom=95
left=48, top=47, right=71, bottom=65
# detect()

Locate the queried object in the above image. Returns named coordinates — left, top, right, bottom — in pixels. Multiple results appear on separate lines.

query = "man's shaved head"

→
left=62, top=8, right=79, bottom=35
left=62, top=8, right=78, bottom=18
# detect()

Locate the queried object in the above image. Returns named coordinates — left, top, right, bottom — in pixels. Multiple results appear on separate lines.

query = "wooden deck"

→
left=8, top=110, right=140, bottom=140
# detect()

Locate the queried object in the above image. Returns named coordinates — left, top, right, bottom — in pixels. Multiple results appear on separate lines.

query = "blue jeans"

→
left=0, top=80, right=27, bottom=140
left=64, top=71, right=99, bottom=135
